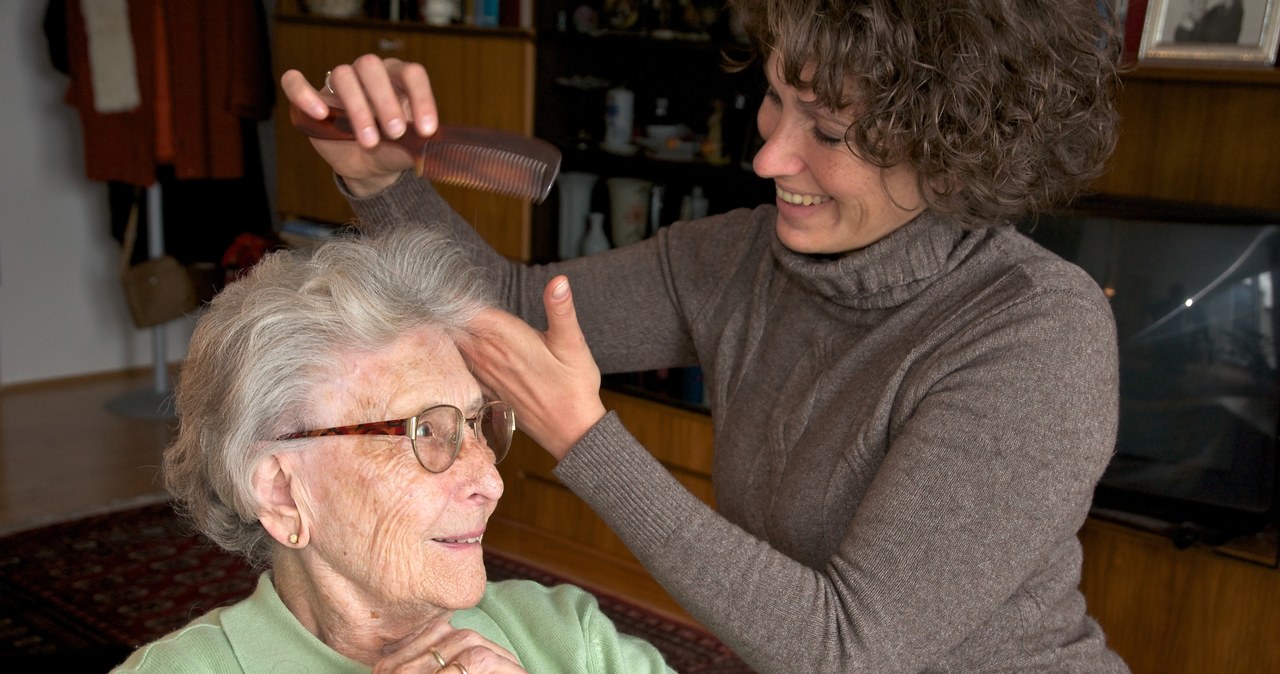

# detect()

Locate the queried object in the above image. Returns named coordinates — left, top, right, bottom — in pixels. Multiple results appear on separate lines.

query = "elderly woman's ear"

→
left=254, top=453, right=309, bottom=549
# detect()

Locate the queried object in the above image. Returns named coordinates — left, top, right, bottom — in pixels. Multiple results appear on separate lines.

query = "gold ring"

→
left=429, top=647, right=446, bottom=667
left=450, top=663, right=470, bottom=674
left=323, top=70, right=334, bottom=94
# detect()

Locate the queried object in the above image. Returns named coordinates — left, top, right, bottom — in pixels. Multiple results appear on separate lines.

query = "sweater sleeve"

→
left=556, top=288, right=1124, bottom=673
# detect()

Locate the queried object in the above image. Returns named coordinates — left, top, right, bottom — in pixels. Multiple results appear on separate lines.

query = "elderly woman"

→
left=110, top=226, right=675, bottom=673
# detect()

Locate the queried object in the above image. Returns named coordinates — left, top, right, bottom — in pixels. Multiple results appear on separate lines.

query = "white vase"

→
left=581, top=212, right=611, bottom=256
left=556, top=172, right=598, bottom=260
left=607, top=177, right=652, bottom=248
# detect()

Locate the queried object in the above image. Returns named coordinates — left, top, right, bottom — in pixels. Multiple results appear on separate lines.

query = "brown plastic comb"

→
left=290, top=104, right=561, bottom=204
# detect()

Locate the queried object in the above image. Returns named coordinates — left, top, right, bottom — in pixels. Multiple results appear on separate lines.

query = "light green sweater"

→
left=111, top=572, right=674, bottom=673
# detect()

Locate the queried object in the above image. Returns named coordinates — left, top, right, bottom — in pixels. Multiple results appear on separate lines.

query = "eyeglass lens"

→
left=412, top=403, right=514, bottom=472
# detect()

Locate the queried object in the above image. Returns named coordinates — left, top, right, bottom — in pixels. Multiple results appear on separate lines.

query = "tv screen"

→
left=1022, top=196, right=1279, bottom=542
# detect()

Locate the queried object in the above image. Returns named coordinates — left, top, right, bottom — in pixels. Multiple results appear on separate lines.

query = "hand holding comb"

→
left=290, top=104, right=561, bottom=204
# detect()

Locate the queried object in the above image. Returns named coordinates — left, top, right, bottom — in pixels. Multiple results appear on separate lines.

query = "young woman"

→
left=282, top=2, right=1130, bottom=670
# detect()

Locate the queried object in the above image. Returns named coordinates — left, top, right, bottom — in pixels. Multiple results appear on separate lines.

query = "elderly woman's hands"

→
left=461, top=276, right=608, bottom=461
left=374, top=622, right=526, bottom=673
left=280, top=55, right=438, bottom=196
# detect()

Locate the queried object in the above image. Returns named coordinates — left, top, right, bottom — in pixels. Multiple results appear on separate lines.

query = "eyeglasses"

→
left=276, top=401, right=515, bottom=473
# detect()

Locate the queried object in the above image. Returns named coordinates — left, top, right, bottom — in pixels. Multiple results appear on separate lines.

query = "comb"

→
left=290, top=104, right=561, bottom=204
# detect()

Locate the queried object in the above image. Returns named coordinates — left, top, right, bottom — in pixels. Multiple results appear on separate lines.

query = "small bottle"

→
left=680, top=186, right=709, bottom=221
left=653, top=96, right=670, bottom=123
left=581, top=212, right=611, bottom=256
left=604, top=86, right=635, bottom=151
left=702, top=100, right=728, bottom=166
left=648, top=184, right=665, bottom=237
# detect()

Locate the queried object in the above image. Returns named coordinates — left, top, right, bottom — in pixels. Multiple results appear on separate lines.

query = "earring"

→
left=289, top=533, right=299, bottom=545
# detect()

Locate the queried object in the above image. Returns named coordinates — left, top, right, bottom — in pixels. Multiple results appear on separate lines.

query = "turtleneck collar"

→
left=770, top=209, right=990, bottom=310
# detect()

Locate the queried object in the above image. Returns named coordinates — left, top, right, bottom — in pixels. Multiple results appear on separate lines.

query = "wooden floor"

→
left=0, top=370, right=175, bottom=535
left=0, top=369, right=675, bottom=620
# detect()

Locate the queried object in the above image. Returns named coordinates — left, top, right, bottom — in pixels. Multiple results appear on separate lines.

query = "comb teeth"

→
left=291, top=106, right=561, bottom=204
left=423, top=143, right=554, bottom=202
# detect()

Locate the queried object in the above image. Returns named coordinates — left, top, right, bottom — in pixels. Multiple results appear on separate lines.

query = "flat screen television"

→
left=1020, top=195, right=1280, bottom=545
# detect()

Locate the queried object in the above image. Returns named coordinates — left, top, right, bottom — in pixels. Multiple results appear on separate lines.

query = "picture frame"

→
left=1121, top=0, right=1151, bottom=62
left=1139, top=0, right=1280, bottom=65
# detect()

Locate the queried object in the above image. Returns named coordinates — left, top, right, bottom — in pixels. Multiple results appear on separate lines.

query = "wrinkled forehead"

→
left=317, top=326, right=478, bottom=422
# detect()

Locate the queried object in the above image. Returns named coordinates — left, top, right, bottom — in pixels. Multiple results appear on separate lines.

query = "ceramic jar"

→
left=421, top=0, right=458, bottom=25
left=607, top=177, right=652, bottom=248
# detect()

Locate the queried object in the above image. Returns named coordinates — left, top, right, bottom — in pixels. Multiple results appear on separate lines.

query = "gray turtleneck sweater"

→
left=349, top=174, right=1130, bottom=673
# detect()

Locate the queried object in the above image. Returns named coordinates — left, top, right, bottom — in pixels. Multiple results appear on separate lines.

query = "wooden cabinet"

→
left=489, top=389, right=714, bottom=621
left=1096, top=66, right=1280, bottom=212
left=1079, top=519, right=1280, bottom=674
left=272, top=14, right=536, bottom=260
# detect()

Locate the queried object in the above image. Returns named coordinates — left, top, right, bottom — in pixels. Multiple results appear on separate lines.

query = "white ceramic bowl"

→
left=645, top=124, right=681, bottom=144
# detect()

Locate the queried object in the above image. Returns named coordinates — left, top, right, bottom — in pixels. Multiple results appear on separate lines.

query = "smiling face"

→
left=287, top=325, right=504, bottom=617
left=753, top=53, right=926, bottom=255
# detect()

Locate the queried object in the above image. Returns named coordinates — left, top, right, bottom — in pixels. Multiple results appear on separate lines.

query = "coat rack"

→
left=106, top=183, right=176, bottom=420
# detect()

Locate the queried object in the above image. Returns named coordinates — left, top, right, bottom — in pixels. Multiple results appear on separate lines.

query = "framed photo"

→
left=1121, top=0, right=1151, bottom=61
left=1139, top=0, right=1280, bottom=65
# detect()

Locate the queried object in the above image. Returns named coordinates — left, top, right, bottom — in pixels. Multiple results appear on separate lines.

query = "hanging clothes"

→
left=46, top=0, right=277, bottom=270
left=59, top=0, right=274, bottom=185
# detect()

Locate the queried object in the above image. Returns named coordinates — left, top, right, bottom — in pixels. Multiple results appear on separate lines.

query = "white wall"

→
left=0, top=1, right=247, bottom=386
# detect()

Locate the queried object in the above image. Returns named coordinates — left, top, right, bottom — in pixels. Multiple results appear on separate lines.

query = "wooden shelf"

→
left=1124, top=62, right=1280, bottom=86
left=278, top=13, right=535, bottom=40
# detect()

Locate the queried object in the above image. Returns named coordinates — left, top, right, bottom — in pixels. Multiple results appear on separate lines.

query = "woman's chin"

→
left=774, top=215, right=840, bottom=255
left=449, top=564, right=490, bottom=606
left=448, top=582, right=488, bottom=610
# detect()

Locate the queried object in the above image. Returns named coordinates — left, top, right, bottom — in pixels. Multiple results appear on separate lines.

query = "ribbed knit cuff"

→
left=553, top=412, right=697, bottom=560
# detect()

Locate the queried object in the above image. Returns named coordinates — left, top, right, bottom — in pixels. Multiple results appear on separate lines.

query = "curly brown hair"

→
left=727, top=0, right=1122, bottom=228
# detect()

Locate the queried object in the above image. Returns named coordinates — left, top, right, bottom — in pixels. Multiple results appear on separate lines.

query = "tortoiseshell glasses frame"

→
left=276, top=401, right=515, bottom=473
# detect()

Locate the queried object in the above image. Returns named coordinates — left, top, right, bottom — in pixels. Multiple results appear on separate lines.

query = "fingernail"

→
left=419, top=115, right=437, bottom=135
left=359, top=126, right=379, bottom=146
left=552, top=279, right=569, bottom=299
left=310, top=102, right=327, bottom=118
left=386, top=118, right=406, bottom=138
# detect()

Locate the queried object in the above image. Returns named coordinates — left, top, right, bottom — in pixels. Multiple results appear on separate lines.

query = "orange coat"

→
left=62, top=0, right=273, bottom=186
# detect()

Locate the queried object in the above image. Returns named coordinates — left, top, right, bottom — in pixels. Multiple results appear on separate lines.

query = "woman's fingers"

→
left=542, top=276, right=590, bottom=362
left=387, top=59, right=439, bottom=137
left=445, top=644, right=528, bottom=672
left=373, top=624, right=524, bottom=673
left=325, top=63, right=384, bottom=147
left=320, top=56, right=440, bottom=148
left=459, top=280, right=606, bottom=460
left=462, top=309, right=535, bottom=401
left=279, top=68, right=331, bottom=120
left=278, top=55, right=442, bottom=192
left=351, top=54, right=410, bottom=140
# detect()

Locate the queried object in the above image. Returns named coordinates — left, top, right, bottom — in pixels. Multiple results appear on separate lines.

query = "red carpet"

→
left=0, top=502, right=752, bottom=672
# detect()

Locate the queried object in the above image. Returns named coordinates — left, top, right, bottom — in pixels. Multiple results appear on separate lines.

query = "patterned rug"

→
left=0, top=502, right=752, bottom=672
